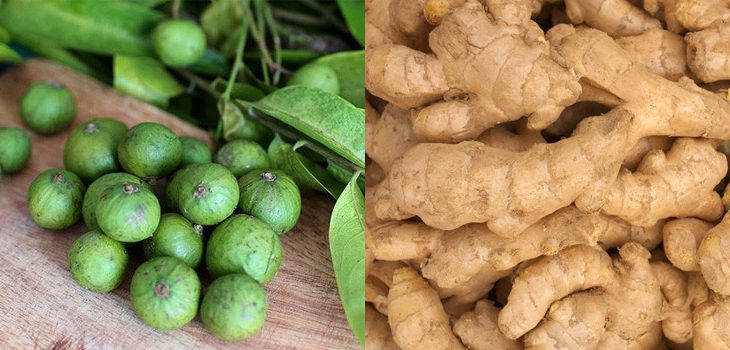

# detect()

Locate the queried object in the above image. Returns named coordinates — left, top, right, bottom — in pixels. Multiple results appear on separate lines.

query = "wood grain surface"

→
left=0, top=60, right=358, bottom=350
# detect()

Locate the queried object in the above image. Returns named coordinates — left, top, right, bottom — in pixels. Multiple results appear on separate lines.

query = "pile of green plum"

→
left=17, top=82, right=301, bottom=341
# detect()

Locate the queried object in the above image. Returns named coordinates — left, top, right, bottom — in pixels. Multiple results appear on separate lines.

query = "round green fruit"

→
left=64, top=118, right=128, bottom=183
left=28, top=169, right=85, bottom=230
left=130, top=256, right=201, bottom=330
left=118, top=122, right=182, bottom=178
left=215, top=140, right=269, bottom=177
left=179, top=136, right=212, bottom=166
left=96, top=182, right=160, bottom=242
left=287, top=64, right=340, bottom=95
left=0, top=127, right=31, bottom=173
left=69, top=230, right=128, bottom=292
left=176, top=163, right=239, bottom=225
left=82, top=173, right=147, bottom=230
left=152, top=20, right=206, bottom=68
left=20, top=82, right=76, bottom=135
left=143, top=213, right=204, bottom=268
left=205, top=214, right=282, bottom=283
left=238, top=170, right=301, bottom=234
left=200, top=273, right=268, bottom=341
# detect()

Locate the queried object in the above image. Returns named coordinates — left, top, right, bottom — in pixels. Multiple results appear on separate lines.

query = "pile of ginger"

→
left=364, top=0, right=730, bottom=349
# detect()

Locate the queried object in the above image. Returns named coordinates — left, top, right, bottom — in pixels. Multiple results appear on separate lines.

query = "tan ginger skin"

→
left=644, top=0, right=686, bottom=33
left=616, top=28, right=692, bottom=81
left=563, top=0, right=661, bottom=37
left=652, top=261, right=693, bottom=344
left=366, top=2, right=581, bottom=143
left=686, top=23, right=730, bottom=83
left=693, top=293, right=730, bottom=349
left=698, top=212, right=730, bottom=295
left=600, top=138, right=726, bottom=227
left=387, top=267, right=466, bottom=350
left=504, top=243, right=662, bottom=347
left=663, top=218, right=713, bottom=272
left=366, top=104, right=418, bottom=173
left=452, top=300, right=522, bottom=350
left=675, top=0, right=730, bottom=32
left=374, top=25, right=730, bottom=235
left=365, top=260, right=405, bottom=315
left=365, top=305, right=400, bottom=350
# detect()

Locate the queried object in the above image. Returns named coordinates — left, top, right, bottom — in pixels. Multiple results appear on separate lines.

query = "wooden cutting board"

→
left=0, top=59, right=358, bottom=350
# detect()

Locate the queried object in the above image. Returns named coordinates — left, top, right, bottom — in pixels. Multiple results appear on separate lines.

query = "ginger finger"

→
left=476, top=119, right=546, bottom=152
left=697, top=212, right=730, bottom=295
left=598, top=219, right=664, bottom=250
left=389, top=0, right=432, bottom=51
left=663, top=218, right=713, bottom=271
left=388, top=267, right=466, bottom=350
left=616, top=28, right=692, bottom=81
left=453, top=300, right=522, bottom=350
left=407, top=1, right=581, bottom=142
left=365, top=44, right=449, bottom=109
left=544, top=101, right=611, bottom=138
left=437, top=267, right=513, bottom=316
left=620, top=136, right=673, bottom=171
left=498, top=244, right=617, bottom=339
left=366, top=304, right=400, bottom=350
left=686, top=23, right=730, bottom=83
left=675, top=0, right=730, bottom=32
left=563, top=0, right=661, bottom=37
left=651, top=262, right=692, bottom=344
left=366, top=104, right=418, bottom=173
left=600, top=138, right=726, bottom=227
left=523, top=291, right=608, bottom=349
left=367, top=260, right=407, bottom=315
left=693, top=293, right=730, bottom=350
left=644, top=0, right=686, bottom=33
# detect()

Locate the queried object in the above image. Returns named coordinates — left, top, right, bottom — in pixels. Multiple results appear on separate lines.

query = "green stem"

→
left=243, top=2, right=290, bottom=77
left=293, top=0, right=348, bottom=34
left=271, top=7, right=330, bottom=27
left=222, top=21, right=250, bottom=101
left=171, top=0, right=180, bottom=18
left=263, top=3, right=283, bottom=85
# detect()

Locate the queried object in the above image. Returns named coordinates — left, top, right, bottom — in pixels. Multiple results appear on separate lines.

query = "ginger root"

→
left=504, top=243, right=662, bottom=345
left=663, top=218, right=713, bottom=271
left=366, top=104, right=418, bottom=172
left=698, top=212, right=730, bottom=295
left=387, top=267, right=466, bottom=350
left=367, top=1, right=581, bottom=143
left=563, top=0, right=661, bottom=37
left=366, top=304, right=400, bottom=350
left=686, top=23, right=730, bottom=83
left=600, top=138, right=726, bottom=227
left=652, top=261, right=693, bottom=344
left=453, top=300, right=522, bottom=350
left=675, top=0, right=730, bottom=32
left=693, top=293, right=730, bottom=349
left=616, top=28, right=692, bottom=81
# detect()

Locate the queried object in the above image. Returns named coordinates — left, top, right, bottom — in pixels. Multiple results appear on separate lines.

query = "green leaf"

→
left=0, top=43, right=21, bottom=63
left=113, top=55, right=184, bottom=107
left=313, top=50, right=365, bottom=108
left=268, top=135, right=344, bottom=198
left=218, top=100, right=272, bottom=144
left=125, top=0, right=169, bottom=7
left=0, top=26, right=10, bottom=44
left=0, top=0, right=162, bottom=56
left=328, top=172, right=365, bottom=345
left=11, top=31, right=99, bottom=78
left=245, top=86, right=365, bottom=168
left=336, top=0, right=365, bottom=47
